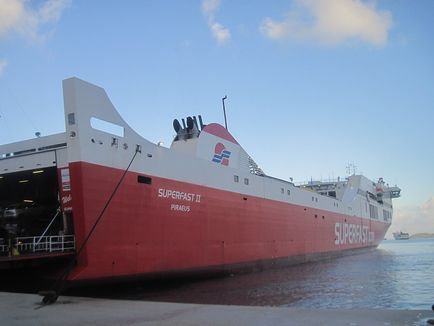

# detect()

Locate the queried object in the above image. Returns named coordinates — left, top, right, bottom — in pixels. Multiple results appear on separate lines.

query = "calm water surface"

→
left=72, top=238, right=434, bottom=309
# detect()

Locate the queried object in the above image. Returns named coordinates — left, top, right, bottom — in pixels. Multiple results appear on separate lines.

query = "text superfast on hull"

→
left=0, top=78, right=401, bottom=282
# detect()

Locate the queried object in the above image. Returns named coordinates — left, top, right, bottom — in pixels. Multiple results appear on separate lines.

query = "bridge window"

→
left=383, top=209, right=391, bottom=221
left=369, top=204, right=378, bottom=219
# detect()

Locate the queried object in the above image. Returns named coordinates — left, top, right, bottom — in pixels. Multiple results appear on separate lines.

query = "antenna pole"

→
left=222, top=95, right=228, bottom=130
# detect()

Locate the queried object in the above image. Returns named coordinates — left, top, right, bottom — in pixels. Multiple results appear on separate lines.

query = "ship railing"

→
left=0, top=241, right=8, bottom=253
left=15, top=235, right=76, bottom=254
left=295, top=177, right=345, bottom=187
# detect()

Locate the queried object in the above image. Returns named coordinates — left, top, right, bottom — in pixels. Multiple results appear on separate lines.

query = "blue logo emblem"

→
left=212, top=142, right=231, bottom=166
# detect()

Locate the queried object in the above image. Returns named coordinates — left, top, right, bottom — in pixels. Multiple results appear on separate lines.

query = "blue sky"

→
left=0, top=0, right=433, bottom=236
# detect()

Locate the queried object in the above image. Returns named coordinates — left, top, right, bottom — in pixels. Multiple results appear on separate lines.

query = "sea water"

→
left=84, top=238, right=434, bottom=309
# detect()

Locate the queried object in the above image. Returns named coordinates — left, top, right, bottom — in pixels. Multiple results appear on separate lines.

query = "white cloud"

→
left=0, top=59, right=7, bottom=76
left=39, top=0, right=70, bottom=23
left=0, top=0, right=23, bottom=35
left=210, top=22, right=231, bottom=45
left=202, top=0, right=220, bottom=16
left=260, top=0, right=392, bottom=46
left=0, top=0, right=71, bottom=43
left=389, top=196, right=434, bottom=237
left=202, top=0, right=231, bottom=45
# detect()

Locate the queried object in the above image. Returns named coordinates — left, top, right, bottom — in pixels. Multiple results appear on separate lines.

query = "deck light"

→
left=32, top=170, right=44, bottom=174
left=19, top=179, right=29, bottom=183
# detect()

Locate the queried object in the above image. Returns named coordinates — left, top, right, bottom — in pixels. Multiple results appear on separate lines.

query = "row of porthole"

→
left=312, top=196, right=343, bottom=209
left=234, top=175, right=249, bottom=185
left=280, top=188, right=291, bottom=196
left=233, top=174, right=294, bottom=196
left=231, top=177, right=340, bottom=211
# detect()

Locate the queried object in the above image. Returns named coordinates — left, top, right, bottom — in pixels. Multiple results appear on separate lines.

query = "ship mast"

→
left=222, top=95, right=228, bottom=130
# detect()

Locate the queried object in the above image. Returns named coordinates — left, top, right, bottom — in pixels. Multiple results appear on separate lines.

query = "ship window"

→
left=68, top=113, right=75, bottom=125
left=281, top=188, right=284, bottom=194
left=369, top=204, right=378, bottom=219
left=137, top=175, right=152, bottom=184
left=38, top=143, right=67, bottom=151
left=328, top=191, right=336, bottom=198
left=287, top=189, right=290, bottom=195
left=312, top=196, right=314, bottom=201
left=315, top=197, right=318, bottom=202
left=234, top=175, right=239, bottom=183
left=383, top=209, right=391, bottom=221
left=244, top=178, right=249, bottom=185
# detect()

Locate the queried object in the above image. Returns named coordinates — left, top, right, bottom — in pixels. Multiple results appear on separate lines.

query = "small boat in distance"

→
left=393, top=231, right=410, bottom=240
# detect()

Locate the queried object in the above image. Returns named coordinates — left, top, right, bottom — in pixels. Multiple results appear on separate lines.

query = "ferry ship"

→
left=393, top=231, right=410, bottom=240
left=0, top=78, right=401, bottom=282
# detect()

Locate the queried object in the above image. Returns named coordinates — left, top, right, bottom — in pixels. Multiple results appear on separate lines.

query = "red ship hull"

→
left=67, top=161, right=388, bottom=282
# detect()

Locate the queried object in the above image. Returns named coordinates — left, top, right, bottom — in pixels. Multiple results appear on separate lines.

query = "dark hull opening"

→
left=0, top=167, right=63, bottom=253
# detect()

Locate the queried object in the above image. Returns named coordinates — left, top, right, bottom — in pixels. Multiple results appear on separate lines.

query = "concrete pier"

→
left=1, top=292, right=433, bottom=325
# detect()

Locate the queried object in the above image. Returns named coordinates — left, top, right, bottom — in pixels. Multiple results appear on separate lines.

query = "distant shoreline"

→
left=385, top=233, right=434, bottom=240
left=409, top=233, right=434, bottom=239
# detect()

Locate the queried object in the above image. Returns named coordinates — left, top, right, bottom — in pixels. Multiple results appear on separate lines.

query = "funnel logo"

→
left=212, top=142, right=231, bottom=166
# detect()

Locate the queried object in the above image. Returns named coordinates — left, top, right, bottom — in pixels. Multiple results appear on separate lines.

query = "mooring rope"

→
left=39, top=145, right=141, bottom=305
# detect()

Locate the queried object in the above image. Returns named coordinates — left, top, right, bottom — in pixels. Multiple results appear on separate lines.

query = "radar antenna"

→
left=346, top=163, right=357, bottom=175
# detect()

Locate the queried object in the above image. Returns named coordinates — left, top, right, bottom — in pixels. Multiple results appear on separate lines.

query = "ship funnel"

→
left=198, top=115, right=205, bottom=130
left=173, top=115, right=202, bottom=141
left=186, top=117, right=194, bottom=130
left=173, top=119, right=181, bottom=133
